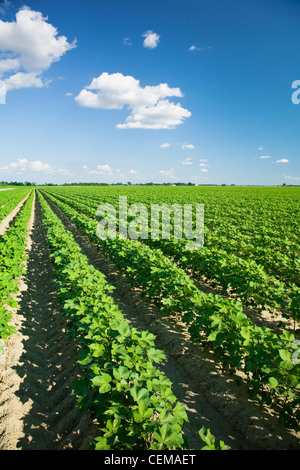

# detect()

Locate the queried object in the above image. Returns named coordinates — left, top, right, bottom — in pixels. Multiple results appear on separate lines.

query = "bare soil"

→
left=0, top=192, right=299, bottom=450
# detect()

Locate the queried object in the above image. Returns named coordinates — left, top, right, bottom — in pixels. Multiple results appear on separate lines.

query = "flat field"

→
left=0, top=185, right=299, bottom=450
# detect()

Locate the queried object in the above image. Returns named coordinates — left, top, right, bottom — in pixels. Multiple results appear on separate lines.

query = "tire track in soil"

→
left=41, top=191, right=300, bottom=451
left=0, top=194, right=98, bottom=450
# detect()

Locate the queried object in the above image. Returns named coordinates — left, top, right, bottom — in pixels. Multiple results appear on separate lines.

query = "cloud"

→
left=276, top=158, right=289, bottom=163
left=159, top=168, right=178, bottom=180
left=129, top=169, right=137, bottom=175
left=260, top=155, right=271, bottom=159
left=160, top=142, right=171, bottom=148
left=117, top=99, right=191, bottom=129
left=284, top=175, right=300, bottom=180
left=181, top=143, right=194, bottom=150
left=143, top=30, right=160, bottom=49
left=75, top=72, right=191, bottom=129
left=258, top=146, right=263, bottom=151
left=88, top=163, right=113, bottom=175
left=97, top=164, right=112, bottom=172
left=123, top=37, right=132, bottom=46
left=188, top=45, right=212, bottom=52
left=0, top=157, right=70, bottom=174
left=0, top=6, right=76, bottom=103
left=30, top=161, right=54, bottom=172
left=182, top=157, right=192, bottom=165
left=200, top=168, right=208, bottom=172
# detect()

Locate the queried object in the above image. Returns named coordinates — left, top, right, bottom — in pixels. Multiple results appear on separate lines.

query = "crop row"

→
left=41, top=189, right=300, bottom=429
left=43, top=189, right=299, bottom=325
left=46, top=186, right=299, bottom=286
left=37, top=191, right=227, bottom=450
left=0, top=190, right=34, bottom=342
left=0, top=188, right=31, bottom=224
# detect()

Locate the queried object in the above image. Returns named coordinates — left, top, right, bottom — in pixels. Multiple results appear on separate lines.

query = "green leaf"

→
left=148, top=347, right=166, bottom=363
left=198, top=427, right=225, bottom=450
left=153, top=423, right=181, bottom=447
left=95, top=436, right=110, bottom=450
left=92, top=372, right=112, bottom=393
left=113, top=365, right=130, bottom=381
left=268, top=377, right=279, bottom=389
left=138, top=399, right=153, bottom=419
left=130, top=386, right=149, bottom=403
left=279, top=349, right=291, bottom=362
left=173, top=401, right=188, bottom=424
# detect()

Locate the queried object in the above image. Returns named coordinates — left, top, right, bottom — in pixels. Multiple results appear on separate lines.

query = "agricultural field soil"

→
left=0, top=193, right=299, bottom=450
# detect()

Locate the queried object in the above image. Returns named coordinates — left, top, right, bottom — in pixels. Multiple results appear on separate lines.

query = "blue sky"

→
left=0, top=0, right=299, bottom=185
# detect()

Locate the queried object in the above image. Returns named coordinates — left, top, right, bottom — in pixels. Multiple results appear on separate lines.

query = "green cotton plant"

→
left=198, top=427, right=227, bottom=450
left=0, top=190, right=34, bottom=341
left=41, top=189, right=300, bottom=429
left=45, top=185, right=299, bottom=323
left=39, top=192, right=224, bottom=450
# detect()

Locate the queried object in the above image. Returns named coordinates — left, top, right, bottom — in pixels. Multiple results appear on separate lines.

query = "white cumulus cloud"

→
left=276, top=158, right=289, bottom=163
left=0, top=6, right=76, bottom=103
left=159, top=168, right=178, bottom=180
left=88, top=163, right=113, bottom=175
left=143, top=30, right=160, bottom=49
left=160, top=142, right=171, bottom=148
left=75, top=72, right=191, bottom=129
left=0, top=157, right=70, bottom=174
left=181, top=143, right=194, bottom=150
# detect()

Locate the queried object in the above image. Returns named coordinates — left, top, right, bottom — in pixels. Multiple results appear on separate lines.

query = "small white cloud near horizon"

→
left=75, top=72, right=191, bottom=129
left=0, top=6, right=76, bottom=103
left=159, top=168, right=178, bottom=180
left=181, top=143, right=194, bottom=150
left=88, top=163, right=113, bottom=175
left=0, top=157, right=71, bottom=175
left=129, top=169, right=137, bottom=175
left=284, top=175, right=300, bottom=180
left=276, top=158, right=289, bottom=163
left=182, top=157, right=192, bottom=165
left=160, top=142, right=171, bottom=148
left=143, top=30, right=160, bottom=49
left=260, top=155, right=271, bottom=159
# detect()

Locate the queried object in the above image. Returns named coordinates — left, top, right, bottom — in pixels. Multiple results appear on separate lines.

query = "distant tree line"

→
left=0, top=181, right=35, bottom=186
left=0, top=181, right=298, bottom=187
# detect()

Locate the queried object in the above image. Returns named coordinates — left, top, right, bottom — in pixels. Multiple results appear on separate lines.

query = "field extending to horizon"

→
left=0, top=184, right=299, bottom=450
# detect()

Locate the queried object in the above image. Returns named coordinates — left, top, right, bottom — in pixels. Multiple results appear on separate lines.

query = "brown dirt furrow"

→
left=42, top=191, right=300, bottom=451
